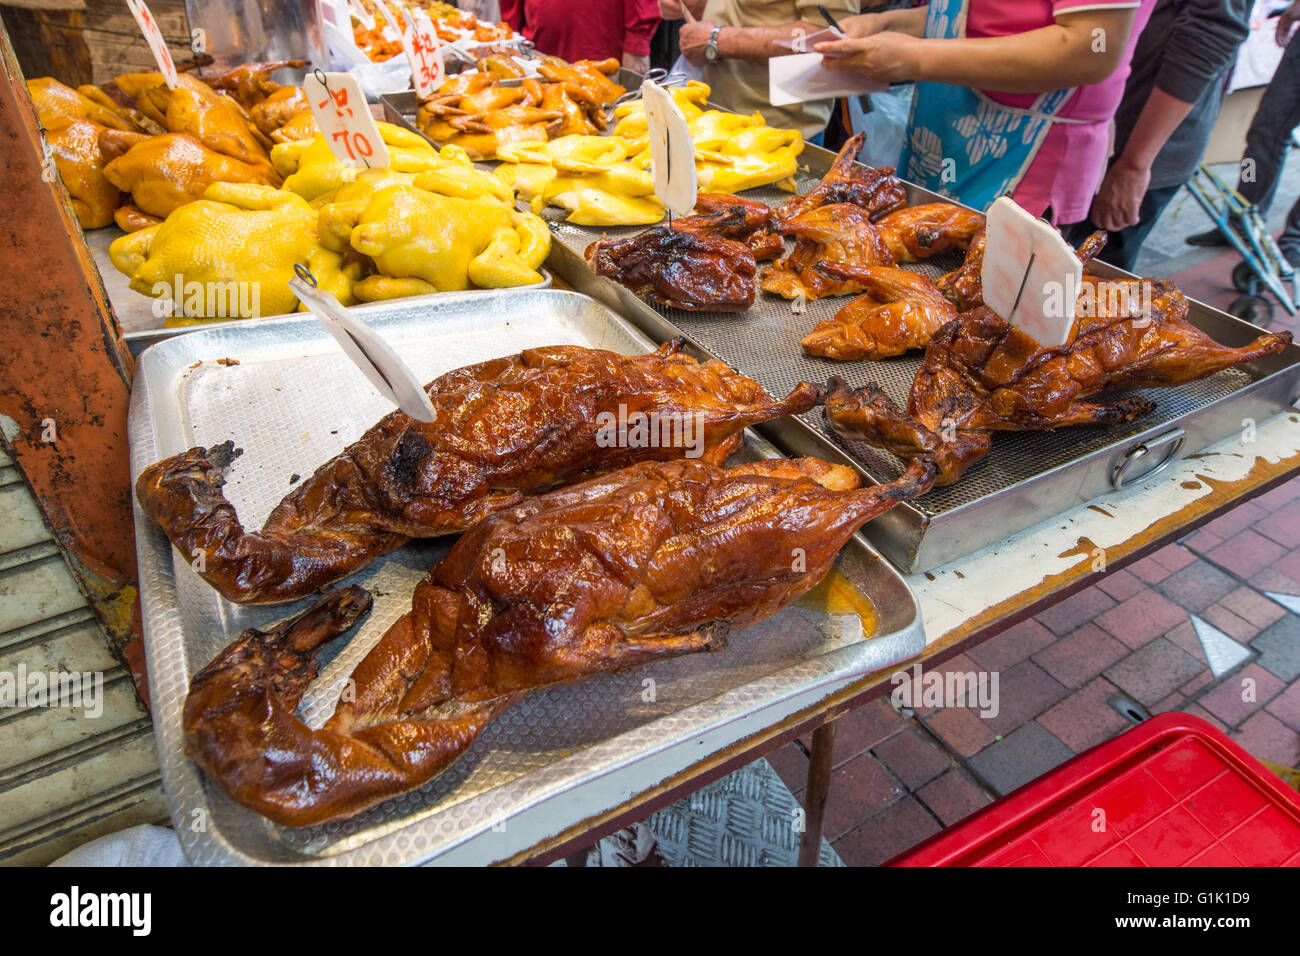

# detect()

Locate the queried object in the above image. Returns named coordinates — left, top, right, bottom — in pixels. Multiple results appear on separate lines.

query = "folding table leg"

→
left=797, top=721, right=836, bottom=866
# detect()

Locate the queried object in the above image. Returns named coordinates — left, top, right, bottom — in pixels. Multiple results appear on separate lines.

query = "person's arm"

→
left=676, top=0, right=857, bottom=66
left=1091, top=0, right=1251, bottom=231
left=657, top=0, right=707, bottom=21
left=815, top=9, right=1137, bottom=92
left=841, top=6, right=928, bottom=38
left=623, top=0, right=661, bottom=72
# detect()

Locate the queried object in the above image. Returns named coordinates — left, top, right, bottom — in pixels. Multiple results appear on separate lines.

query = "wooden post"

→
left=798, top=721, right=836, bottom=866
left=0, top=20, right=147, bottom=703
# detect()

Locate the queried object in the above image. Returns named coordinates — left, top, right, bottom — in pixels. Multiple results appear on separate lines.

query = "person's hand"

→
left=838, top=13, right=891, bottom=39
left=815, top=32, right=919, bottom=83
left=1277, top=0, right=1300, bottom=47
left=1089, top=159, right=1151, bottom=232
left=622, top=51, right=650, bottom=74
left=658, top=0, right=685, bottom=19
left=680, top=20, right=716, bottom=65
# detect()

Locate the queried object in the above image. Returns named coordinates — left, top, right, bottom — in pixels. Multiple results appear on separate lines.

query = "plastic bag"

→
left=846, top=85, right=914, bottom=169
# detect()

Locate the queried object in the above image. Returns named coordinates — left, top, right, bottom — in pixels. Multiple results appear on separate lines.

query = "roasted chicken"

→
left=771, top=132, right=906, bottom=227
left=760, top=203, right=894, bottom=301
left=826, top=270, right=1292, bottom=485
left=137, top=343, right=825, bottom=604
left=802, top=265, right=958, bottom=360
left=876, top=203, right=984, bottom=263
left=183, top=454, right=932, bottom=825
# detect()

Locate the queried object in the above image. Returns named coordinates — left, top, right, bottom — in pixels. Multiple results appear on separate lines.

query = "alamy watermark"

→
left=595, top=405, right=707, bottom=458
left=890, top=662, right=999, bottom=718
left=0, top=665, right=103, bottom=718
left=151, top=275, right=261, bottom=319
left=1043, top=276, right=1155, bottom=321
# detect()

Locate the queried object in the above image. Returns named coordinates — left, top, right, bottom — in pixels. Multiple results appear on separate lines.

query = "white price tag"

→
left=125, top=0, right=178, bottom=90
left=981, top=197, right=1082, bottom=348
left=403, top=15, right=445, bottom=98
left=289, top=274, right=436, bottom=423
left=304, top=71, right=391, bottom=169
left=642, top=79, right=697, bottom=218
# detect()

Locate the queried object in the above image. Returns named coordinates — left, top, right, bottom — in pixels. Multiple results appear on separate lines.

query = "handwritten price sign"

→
left=403, top=15, right=445, bottom=99
left=303, top=71, right=391, bottom=169
left=125, top=0, right=178, bottom=89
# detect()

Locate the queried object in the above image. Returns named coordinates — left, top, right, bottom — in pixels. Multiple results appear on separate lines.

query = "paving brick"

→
left=1031, top=623, right=1128, bottom=689
left=916, top=769, right=992, bottom=827
left=968, top=722, right=1076, bottom=796
left=1180, top=528, right=1224, bottom=555
left=965, top=619, right=1056, bottom=671
left=1204, top=499, right=1268, bottom=539
left=872, top=726, right=953, bottom=791
left=895, top=653, right=980, bottom=717
left=981, top=658, right=1070, bottom=736
left=1220, top=586, right=1288, bottom=629
left=1204, top=530, right=1288, bottom=580
left=1095, top=589, right=1188, bottom=649
left=1197, top=663, right=1284, bottom=727
left=827, top=697, right=906, bottom=765
left=1165, top=619, right=1208, bottom=663
left=1151, top=692, right=1185, bottom=714
left=1231, top=710, right=1300, bottom=767
left=821, top=751, right=906, bottom=841
left=1151, top=544, right=1196, bottom=573
left=1265, top=680, right=1300, bottom=732
left=1201, top=602, right=1264, bottom=644
left=1252, top=478, right=1300, bottom=512
left=1251, top=615, right=1300, bottom=682
left=922, top=705, right=997, bottom=758
left=1036, top=677, right=1132, bottom=752
left=834, top=796, right=942, bottom=867
left=1104, top=637, right=1207, bottom=707
left=1248, top=566, right=1300, bottom=596
left=1034, top=586, right=1117, bottom=637
left=1129, top=554, right=1173, bottom=584
left=1180, top=669, right=1213, bottom=696
left=1157, top=559, right=1239, bottom=614
left=764, top=744, right=809, bottom=796
left=1097, top=568, right=1145, bottom=601
left=1182, top=702, right=1228, bottom=731
left=1254, top=499, right=1300, bottom=549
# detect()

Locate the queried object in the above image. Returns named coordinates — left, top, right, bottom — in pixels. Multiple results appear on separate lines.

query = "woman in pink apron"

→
left=816, top=0, right=1156, bottom=225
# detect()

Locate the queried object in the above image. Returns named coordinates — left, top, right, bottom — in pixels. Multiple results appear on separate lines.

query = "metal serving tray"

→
left=541, top=143, right=1300, bottom=572
left=128, top=288, right=924, bottom=865
left=85, top=225, right=552, bottom=356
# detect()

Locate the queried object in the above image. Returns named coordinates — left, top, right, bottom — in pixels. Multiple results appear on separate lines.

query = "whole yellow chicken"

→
left=109, top=183, right=358, bottom=321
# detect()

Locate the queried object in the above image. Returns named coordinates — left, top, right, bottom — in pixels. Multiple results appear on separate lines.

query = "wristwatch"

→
left=705, top=25, right=723, bottom=62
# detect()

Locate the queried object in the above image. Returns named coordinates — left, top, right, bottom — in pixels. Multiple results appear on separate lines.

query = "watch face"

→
left=706, top=45, right=719, bottom=61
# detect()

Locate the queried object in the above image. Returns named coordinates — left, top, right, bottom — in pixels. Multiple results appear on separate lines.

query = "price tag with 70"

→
left=304, top=71, right=391, bottom=169
left=403, top=15, right=445, bottom=99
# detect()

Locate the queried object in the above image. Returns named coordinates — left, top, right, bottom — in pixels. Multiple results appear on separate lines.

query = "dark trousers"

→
left=1238, top=32, right=1300, bottom=254
left=1063, top=183, right=1183, bottom=273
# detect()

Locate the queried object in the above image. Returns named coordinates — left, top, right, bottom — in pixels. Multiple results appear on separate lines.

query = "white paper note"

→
left=981, top=196, right=1082, bottom=348
left=768, top=52, right=885, bottom=107
left=643, top=78, right=697, bottom=218
left=304, top=71, right=392, bottom=169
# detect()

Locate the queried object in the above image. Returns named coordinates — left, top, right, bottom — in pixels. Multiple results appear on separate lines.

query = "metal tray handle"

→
left=1111, top=427, right=1187, bottom=491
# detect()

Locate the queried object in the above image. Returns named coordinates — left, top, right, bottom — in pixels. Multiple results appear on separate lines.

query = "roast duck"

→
left=136, top=342, right=825, bottom=605
left=183, top=455, right=933, bottom=826
left=826, top=233, right=1293, bottom=486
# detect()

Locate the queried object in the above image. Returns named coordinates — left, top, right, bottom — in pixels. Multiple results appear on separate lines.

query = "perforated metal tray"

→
left=541, top=144, right=1300, bottom=572
left=128, top=288, right=924, bottom=865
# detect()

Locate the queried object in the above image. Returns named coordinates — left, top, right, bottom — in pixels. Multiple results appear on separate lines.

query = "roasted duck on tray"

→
left=826, top=237, right=1292, bottom=486
left=137, top=343, right=825, bottom=604
left=183, top=454, right=933, bottom=826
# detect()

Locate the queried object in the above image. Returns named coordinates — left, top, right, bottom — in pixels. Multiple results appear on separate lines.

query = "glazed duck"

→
left=801, top=265, right=958, bottom=360
left=771, top=132, right=906, bottom=226
left=826, top=267, right=1292, bottom=486
left=183, top=454, right=933, bottom=826
left=137, top=343, right=825, bottom=604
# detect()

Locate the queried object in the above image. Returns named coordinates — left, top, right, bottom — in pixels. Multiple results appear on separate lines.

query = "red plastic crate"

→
left=887, top=713, right=1300, bottom=866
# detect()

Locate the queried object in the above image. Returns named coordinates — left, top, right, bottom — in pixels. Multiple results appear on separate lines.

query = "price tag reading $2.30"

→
left=642, top=79, right=697, bottom=218
left=304, top=71, right=391, bottom=169
left=125, top=0, right=178, bottom=89
left=403, top=14, right=445, bottom=99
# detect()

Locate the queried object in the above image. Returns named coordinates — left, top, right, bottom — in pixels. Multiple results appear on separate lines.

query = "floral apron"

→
left=899, top=0, right=1091, bottom=215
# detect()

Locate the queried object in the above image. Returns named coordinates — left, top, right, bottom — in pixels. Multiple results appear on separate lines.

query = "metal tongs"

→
left=611, top=69, right=693, bottom=108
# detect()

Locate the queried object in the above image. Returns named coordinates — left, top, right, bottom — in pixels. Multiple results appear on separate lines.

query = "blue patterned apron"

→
left=900, top=0, right=1090, bottom=214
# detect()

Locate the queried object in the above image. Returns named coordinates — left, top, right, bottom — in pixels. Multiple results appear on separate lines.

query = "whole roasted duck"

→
left=586, top=193, right=782, bottom=311
left=137, top=343, right=824, bottom=604
left=827, top=262, right=1292, bottom=485
left=771, top=132, right=906, bottom=227
left=183, top=454, right=934, bottom=826
left=802, top=265, right=957, bottom=360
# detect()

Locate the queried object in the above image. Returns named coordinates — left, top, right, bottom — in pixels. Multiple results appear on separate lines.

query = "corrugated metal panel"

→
left=0, top=472, right=165, bottom=866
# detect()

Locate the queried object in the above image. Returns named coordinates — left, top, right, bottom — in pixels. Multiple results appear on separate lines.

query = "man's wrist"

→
left=711, top=25, right=730, bottom=61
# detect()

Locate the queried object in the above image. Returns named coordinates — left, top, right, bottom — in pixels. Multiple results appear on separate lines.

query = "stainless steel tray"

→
left=85, top=226, right=552, bottom=356
left=128, top=287, right=925, bottom=865
left=542, top=143, right=1300, bottom=572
